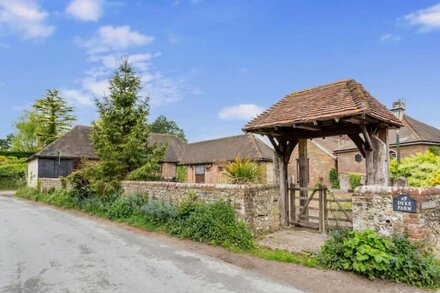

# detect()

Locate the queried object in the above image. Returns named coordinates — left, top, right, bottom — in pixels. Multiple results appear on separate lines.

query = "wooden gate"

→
left=288, top=185, right=353, bottom=233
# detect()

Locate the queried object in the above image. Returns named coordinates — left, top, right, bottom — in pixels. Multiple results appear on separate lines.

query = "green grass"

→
left=251, top=247, right=320, bottom=268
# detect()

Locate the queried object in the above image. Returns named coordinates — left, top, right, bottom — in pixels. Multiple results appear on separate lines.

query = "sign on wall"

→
left=393, top=194, right=417, bottom=213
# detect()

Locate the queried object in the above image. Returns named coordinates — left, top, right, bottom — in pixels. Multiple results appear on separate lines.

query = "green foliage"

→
left=319, top=229, right=440, bottom=288
left=166, top=200, right=255, bottom=250
left=33, top=89, right=76, bottom=145
left=0, top=151, right=34, bottom=158
left=67, top=163, right=121, bottom=197
left=141, top=198, right=177, bottom=224
left=92, top=59, right=164, bottom=181
left=150, top=115, right=186, bottom=142
left=176, top=166, right=187, bottom=183
left=0, top=134, right=13, bottom=151
left=252, top=248, right=318, bottom=268
left=126, top=163, right=162, bottom=181
left=10, top=111, right=41, bottom=152
left=15, top=187, right=254, bottom=251
left=428, top=146, right=440, bottom=156
left=224, top=157, right=263, bottom=184
left=329, top=168, right=340, bottom=189
left=348, top=173, right=362, bottom=189
left=0, top=155, right=26, bottom=190
left=391, top=151, right=440, bottom=187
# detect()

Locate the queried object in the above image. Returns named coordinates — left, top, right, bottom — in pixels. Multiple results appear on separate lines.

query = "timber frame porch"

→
left=244, top=79, right=403, bottom=226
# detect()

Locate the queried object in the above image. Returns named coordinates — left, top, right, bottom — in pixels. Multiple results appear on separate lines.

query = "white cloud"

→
left=77, top=25, right=155, bottom=54
left=0, top=0, right=54, bottom=39
left=62, top=88, right=94, bottom=107
left=218, top=104, right=265, bottom=121
left=66, top=0, right=103, bottom=22
left=403, top=3, right=440, bottom=32
left=380, top=33, right=401, bottom=43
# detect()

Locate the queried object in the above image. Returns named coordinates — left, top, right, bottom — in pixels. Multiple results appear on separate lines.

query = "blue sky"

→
left=0, top=0, right=439, bottom=142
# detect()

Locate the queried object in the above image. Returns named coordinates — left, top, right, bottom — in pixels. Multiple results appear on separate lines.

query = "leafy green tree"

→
left=92, top=59, right=164, bottom=181
left=0, top=134, right=13, bottom=151
left=150, top=115, right=186, bottom=142
left=33, top=89, right=76, bottom=145
left=10, top=111, right=41, bottom=152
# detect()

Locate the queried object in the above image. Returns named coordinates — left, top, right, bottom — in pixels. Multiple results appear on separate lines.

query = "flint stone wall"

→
left=121, top=181, right=280, bottom=235
left=353, top=185, right=440, bottom=254
left=37, top=178, right=280, bottom=235
left=39, top=178, right=64, bottom=192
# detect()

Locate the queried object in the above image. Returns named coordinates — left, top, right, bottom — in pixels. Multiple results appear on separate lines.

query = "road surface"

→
left=0, top=192, right=300, bottom=293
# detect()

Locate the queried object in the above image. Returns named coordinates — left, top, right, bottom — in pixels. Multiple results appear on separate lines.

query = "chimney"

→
left=390, top=99, right=406, bottom=121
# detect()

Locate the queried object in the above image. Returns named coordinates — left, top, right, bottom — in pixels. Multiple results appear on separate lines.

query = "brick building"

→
left=179, top=134, right=275, bottom=184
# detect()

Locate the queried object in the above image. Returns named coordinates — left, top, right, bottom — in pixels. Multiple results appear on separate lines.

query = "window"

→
left=218, top=166, right=224, bottom=172
left=195, top=165, right=205, bottom=183
left=389, top=150, right=397, bottom=160
left=354, top=154, right=363, bottom=163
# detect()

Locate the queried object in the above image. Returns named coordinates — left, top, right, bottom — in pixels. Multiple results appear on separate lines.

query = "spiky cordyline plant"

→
left=224, top=157, right=263, bottom=184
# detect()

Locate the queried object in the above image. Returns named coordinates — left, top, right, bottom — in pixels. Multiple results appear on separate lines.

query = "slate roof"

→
left=179, top=134, right=274, bottom=165
left=31, top=125, right=185, bottom=163
left=335, top=115, right=440, bottom=152
left=244, top=79, right=403, bottom=131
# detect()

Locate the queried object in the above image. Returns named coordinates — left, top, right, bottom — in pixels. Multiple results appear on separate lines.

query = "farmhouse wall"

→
left=353, top=185, right=440, bottom=254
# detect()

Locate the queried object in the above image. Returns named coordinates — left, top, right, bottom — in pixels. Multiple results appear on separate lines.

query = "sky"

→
left=0, top=0, right=439, bottom=143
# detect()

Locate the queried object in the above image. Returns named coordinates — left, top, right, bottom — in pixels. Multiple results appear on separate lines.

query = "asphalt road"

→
left=0, top=192, right=301, bottom=293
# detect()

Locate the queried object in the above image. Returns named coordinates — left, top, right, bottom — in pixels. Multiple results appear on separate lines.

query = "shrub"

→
left=0, top=155, right=26, bottom=190
left=176, top=166, right=187, bottom=183
left=391, top=151, right=440, bottom=187
left=319, top=229, right=440, bottom=288
left=126, top=162, right=162, bottom=181
left=168, top=200, right=255, bottom=250
left=224, top=157, right=263, bottom=184
left=106, top=196, right=134, bottom=220
left=348, top=173, right=362, bottom=190
left=329, top=168, right=340, bottom=189
left=141, top=198, right=177, bottom=224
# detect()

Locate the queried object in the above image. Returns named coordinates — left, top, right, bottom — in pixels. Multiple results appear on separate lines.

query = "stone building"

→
left=27, top=126, right=185, bottom=187
left=179, top=134, right=275, bottom=184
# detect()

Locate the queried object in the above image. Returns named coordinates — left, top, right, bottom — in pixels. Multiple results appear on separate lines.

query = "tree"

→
left=10, top=111, right=41, bottom=152
left=33, top=89, right=76, bottom=145
left=0, top=134, right=13, bottom=151
left=92, top=59, right=164, bottom=181
left=150, top=115, right=186, bottom=142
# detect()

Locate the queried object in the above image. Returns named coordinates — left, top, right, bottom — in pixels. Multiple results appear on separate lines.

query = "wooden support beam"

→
left=292, top=124, right=319, bottom=131
left=348, top=133, right=366, bottom=158
left=298, top=139, right=309, bottom=220
left=365, top=127, right=390, bottom=186
left=268, top=136, right=297, bottom=227
left=361, top=125, right=373, bottom=151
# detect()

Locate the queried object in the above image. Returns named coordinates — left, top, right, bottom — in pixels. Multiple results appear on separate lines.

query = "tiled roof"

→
left=179, top=134, right=274, bottom=165
left=244, top=79, right=403, bottom=131
left=33, top=125, right=98, bottom=160
left=335, top=115, right=440, bottom=152
left=32, top=126, right=185, bottom=163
